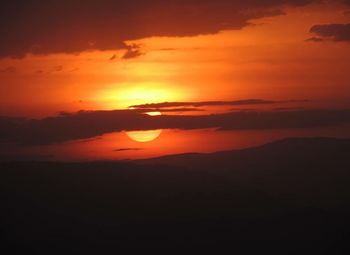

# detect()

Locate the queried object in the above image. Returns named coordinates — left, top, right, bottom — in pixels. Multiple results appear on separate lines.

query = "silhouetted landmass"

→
left=1, top=137, right=350, bottom=253
left=1, top=109, right=350, bottom=145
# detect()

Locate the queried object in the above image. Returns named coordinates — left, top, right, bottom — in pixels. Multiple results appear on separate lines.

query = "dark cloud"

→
left=134, top=107, right=204, bottom=113
left=113, top=148, right=143, bottom=152
left=230, top=108, right=256, bottom=112
left=130, top=99, right=276, bottom=109
left=1, top=108, right=350, bottom=146
left=274, top=107, right=306, bottom=111
left=75, top=136, right=102, bottom=143
left=109, top=54, right=117, bottom=61
left=309, top=23, right=350, bottom=42
left=0, top=66, right=17, bottom=73
left=0, top=153, right=54, bottom=161
left=0, top=0, right=318, bottom=58
left=157, top=47, right=201, bottom=51
left=69, top=68, right=80, bottom=72
left=35, top=65, right=65, bottom=75
left=122, top=44, right=144, bottom=60
left=54, top=65, right=63, bottom=72
left=305, top=37, right=325, bottom=42
left=34, top=70, right=44, bottom=75
left=158, top=48, right=178, bottom=51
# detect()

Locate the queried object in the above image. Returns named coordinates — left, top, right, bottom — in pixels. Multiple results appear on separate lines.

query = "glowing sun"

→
left=126, top=111, right=162, bottom=143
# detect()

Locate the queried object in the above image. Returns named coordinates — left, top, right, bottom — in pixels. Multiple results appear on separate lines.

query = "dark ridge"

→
left=1, top=137, right=350, bottom=251
left=136, top=137, right=350, bottom=166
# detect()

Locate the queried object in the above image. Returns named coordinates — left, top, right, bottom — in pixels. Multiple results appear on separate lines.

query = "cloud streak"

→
left=113, top=148, right=143, bottom=152
left=122, top=44, right=144, bottom=60
left=0, top=66, right=17, bottom=73
left=130, top=99, right=277, bottom=109
left=309, top=23, right=350, bottom=42
left=1, top=108, right=349, bottom=146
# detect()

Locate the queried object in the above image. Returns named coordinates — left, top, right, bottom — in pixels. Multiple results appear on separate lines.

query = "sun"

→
left=98, top=86, right=174, bottom=142
left=126, top=129, right=162, bottom=143
left=126, top=111, right=162, bottom=143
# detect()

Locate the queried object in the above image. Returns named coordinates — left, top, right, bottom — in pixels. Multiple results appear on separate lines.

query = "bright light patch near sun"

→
left=126, top=129, right=162, bottom=143
left=121, top=87, right=169, bottom=103
left=125, top=109, right=162, bottom=143
left=96, top=84, right=182, bottom=109
left=126, top=113, right=162, bottom=143
left=145, top=111, right=161, bottom=116
left=96, top=85, right=178, bottom=142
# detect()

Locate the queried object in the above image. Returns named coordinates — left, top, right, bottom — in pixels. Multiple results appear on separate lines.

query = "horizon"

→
left=1, top=135, right=350, bottom=162
left=1, top=0, right=350, bottom=249
left=1, top=1, right=350, bottom=161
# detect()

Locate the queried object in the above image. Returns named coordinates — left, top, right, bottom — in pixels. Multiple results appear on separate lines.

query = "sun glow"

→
left=125, top=110, right=162, bottom=143
left=126, top=129, right=162, bottom=143
left=95, top=83, right=185, bottom=110
left=97, top=84, right=171, bottom=142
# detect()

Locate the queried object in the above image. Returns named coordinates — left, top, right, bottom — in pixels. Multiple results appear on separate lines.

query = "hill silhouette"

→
left=1, top=137, right=350, bottom=253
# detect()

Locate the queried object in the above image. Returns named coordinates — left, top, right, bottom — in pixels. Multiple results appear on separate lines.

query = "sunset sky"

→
left=1, top=0, right=350, bottom=160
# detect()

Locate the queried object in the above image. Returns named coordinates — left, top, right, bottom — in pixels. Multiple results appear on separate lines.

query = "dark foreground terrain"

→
left=1, top=137, right=350, bottom=253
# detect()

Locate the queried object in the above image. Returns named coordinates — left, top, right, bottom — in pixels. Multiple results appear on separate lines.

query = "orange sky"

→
left=1, top=1, right=350, bottom=160
left=1, top=2, right=350, bottom=118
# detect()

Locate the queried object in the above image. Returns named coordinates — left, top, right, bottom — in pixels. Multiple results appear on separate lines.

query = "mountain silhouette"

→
left=1, top=137, right=350, bottom=253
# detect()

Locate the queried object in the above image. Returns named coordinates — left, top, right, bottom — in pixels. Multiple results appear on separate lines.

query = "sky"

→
left=1, top=0, right=350, bottom=160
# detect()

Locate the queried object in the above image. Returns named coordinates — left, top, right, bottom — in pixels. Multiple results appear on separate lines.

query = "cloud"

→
left=309, top=23, right=350, bottom=42
left=158, top=48, right=178, bottom=51
left=230, top=108, right=257, bottom=112
left=54, top=65, right=63, bottom=72
left=0, top=153, right=54, bottom=161
left=113, top=148, right=143, bottom=152
left=122, top=44, right=144, bottom=60
left=69, top=68, right=80, bottom=72
left=133, top=107, right=204, bottom=113
left=109, top=54, right=117, bottom=61
left=34, top=70, right=44, bottom=75
left=34, top=65, right=67, bottom=75
left=1, top=108, right=349, bottom=146
left=305, top=37, right=325, bottom=42
left=130, top=99, right=277, bottom=109
left=0, top=66, right=17, bottom=73
left=273, top=107, right=306, bottom=111
left=0, top=0, right=320, bottom=58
